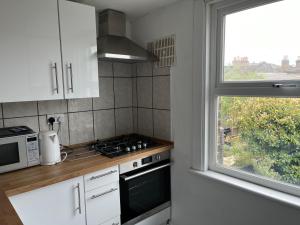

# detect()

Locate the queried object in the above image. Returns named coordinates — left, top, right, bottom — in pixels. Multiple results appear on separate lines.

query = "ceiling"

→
left=72, top=0, right=181, bottom=21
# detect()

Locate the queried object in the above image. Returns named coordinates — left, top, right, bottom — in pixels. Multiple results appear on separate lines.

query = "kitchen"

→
left=0, top=0, right=300, bottom=225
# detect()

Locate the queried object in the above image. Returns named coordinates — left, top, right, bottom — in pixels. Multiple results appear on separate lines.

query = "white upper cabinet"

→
left=0, top=0, right=99, bottom=103
left=0, top=0, right=64, bottom=102
left=59, top=0, right=99, bottom=99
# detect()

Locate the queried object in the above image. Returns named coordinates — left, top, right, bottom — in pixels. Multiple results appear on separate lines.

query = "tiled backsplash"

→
left=134, top=62, right=171, bottom=140
left=0, top=61, right=171, bottom=145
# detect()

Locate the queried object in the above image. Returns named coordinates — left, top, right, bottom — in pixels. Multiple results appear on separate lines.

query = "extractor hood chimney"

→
left=97, top=9, right=158, bottom=62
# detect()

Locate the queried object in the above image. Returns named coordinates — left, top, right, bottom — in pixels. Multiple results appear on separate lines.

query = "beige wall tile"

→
left=137, top=77, right=153, bottom=108
left=114, top=78, right=133, bottom=108
left=132, top=64, right=137, bottom=77
left=39, top=114, right=69, bottom=146
left=138, top=108, right=153, bottom=137
left=93, top=78, right=114, bottom=110
left=38, top=100, right=67, bottom=115
left=115, top=108, right=133, bottom=135
left=153, top=76, right=170, bottom=109
left=94, top=110, right=115, bottom=139
left=137, top=62, right=153, bottom=76
left=153, top=66, right=170, bottom=76
left=153, top=110, right=171, bottom=140
left=4, top=116, right=39, bottom=132
left=114, top=62, right=133, bottom=77
left=69, top=111, right=94, bottom=144
left=132, top=78, right=137, bottom=107
left=68, top=98, right=93, bottom=112
left=132, top=108, right=138, bottom=133
left=98, top=61, right=113, bottom=77
left=3, top=102, right=37, bottom=118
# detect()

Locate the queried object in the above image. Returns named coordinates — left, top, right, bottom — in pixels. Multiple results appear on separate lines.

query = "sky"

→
left=224, top=0, right=300, bottom=66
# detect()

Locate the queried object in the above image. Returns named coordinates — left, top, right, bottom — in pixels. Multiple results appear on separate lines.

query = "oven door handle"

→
left=120, top=163, right=171, bottom=181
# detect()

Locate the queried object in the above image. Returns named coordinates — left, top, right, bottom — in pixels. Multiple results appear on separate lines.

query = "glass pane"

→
left=0, top=142, right=19, bottom=166
left=218, top=97, right=300, bottom=186
left=224, top=0, right=300, bottom=82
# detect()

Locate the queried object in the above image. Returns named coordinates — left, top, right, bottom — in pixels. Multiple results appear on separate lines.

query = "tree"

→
left=221, top=97, right=300, bottom=185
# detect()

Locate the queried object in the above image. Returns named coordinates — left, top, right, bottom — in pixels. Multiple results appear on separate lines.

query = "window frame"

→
left=207, top=0, right=300, bottom=197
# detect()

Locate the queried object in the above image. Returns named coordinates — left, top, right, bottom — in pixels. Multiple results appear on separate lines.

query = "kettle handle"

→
left=61, top=151, right=68, bottom=162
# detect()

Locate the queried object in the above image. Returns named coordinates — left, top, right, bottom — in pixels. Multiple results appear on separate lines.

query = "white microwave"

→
left=0, top=126, right=40, bottom=173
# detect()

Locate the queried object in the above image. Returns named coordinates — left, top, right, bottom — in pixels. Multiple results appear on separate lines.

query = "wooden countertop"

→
left=0, top=140, right=173, bottom=225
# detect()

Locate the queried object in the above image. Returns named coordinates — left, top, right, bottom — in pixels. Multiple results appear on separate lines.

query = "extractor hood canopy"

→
left=97, top=9, right=158, bottom=62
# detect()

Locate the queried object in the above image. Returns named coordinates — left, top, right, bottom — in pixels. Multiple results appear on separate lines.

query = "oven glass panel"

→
left=0, top=142, right=20, bottom=166
left=120, top=164, right=170, bottom=223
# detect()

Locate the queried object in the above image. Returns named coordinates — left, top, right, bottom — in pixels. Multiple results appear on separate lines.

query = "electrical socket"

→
left=47, top=114, right=64, bottom=124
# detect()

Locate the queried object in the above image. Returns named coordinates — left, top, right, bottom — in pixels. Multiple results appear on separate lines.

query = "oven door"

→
left=120, top=160, right=171, bottom=225
left=0, top=136, right=28, bottom=173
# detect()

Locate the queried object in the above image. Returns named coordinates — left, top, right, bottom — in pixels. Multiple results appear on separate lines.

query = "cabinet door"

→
left=101, top=216, right=120, bottom=225
left=59, top=0, right=99, bottom=99
left=0, top=0, right=64, bottom=102
left=86, top=182, right=120, bottom=225
left=9, top=177, right=86, bottom=225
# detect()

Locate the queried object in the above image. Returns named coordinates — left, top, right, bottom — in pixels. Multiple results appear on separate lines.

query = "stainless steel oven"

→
left=119, top=151, right=171, bottom=225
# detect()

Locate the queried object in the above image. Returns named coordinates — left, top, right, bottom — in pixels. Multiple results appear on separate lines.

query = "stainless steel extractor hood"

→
left=98, top=9, right=158, bottom=62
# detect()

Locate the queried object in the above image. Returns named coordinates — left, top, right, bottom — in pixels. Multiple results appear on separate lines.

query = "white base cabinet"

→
left=85, top=183, right=120, bottom=225
left=84, top=166, right=121, bottom=225
left=9, top=176, right=86, bottom=225
left=101, top=216, right=120, bottom=225
left=9, top=166, right=121, bottom=225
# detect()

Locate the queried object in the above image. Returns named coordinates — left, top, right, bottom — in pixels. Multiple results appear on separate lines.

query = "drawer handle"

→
left=112, top=223, right=119, bottom=225
left=90, top=188, right=118, bottom=200
left=89, top=170, right=118, bottom=181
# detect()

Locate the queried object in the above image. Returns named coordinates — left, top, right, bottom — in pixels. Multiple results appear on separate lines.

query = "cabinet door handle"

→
left=89, top=170, right=118, bottom=181
left=75, top=183, right=82, bottom=214
left=112, top=223, right=119, bottom=225
left=90, top=188, right=118, bottom=200
left=67, top=63, right=74, bottom=93
left=51, top=62, right=59, bottom=94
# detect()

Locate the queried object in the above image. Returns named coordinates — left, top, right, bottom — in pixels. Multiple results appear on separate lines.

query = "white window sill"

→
left=189, top=169, right=300, bottom=209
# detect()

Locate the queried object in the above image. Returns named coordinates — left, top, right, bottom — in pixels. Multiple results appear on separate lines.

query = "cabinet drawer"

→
left=84, top=166, right=119, bottom=191
left=101, top=216, right=120, bottom=225
left=85, top=182, right=120, bottom=225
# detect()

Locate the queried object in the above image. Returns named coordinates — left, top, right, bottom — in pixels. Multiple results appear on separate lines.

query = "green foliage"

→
left=220, top=97, right=300, bottom=185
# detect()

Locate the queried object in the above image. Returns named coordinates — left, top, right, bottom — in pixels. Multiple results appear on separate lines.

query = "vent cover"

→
left=147, top=35, right=176, bottom=67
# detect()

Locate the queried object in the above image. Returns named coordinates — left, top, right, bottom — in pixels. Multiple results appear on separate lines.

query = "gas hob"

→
left=92, top=134, right=160, bottom=158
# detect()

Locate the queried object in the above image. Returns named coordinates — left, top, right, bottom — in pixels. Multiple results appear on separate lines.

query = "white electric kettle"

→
left=39, top=131, right=67, bottom=165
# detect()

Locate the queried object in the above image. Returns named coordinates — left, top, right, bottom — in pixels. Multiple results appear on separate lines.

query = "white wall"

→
left=131, top=1, right=300, bottom=224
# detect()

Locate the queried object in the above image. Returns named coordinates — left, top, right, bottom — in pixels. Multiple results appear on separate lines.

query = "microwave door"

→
left=0, top=136, right=28, bottom=173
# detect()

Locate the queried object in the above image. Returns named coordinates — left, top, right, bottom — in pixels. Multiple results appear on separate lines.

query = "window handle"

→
left=272, top=83, right=297, bottom=88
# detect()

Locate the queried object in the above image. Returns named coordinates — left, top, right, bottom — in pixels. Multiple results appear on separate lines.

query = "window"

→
left=208, top=0, right=300, bottom=196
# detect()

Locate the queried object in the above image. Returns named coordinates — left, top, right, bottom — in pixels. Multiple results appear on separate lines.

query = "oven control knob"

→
left=155, top=154, right=161, bottom=161
left=133, top=162, right=138, bottom=168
